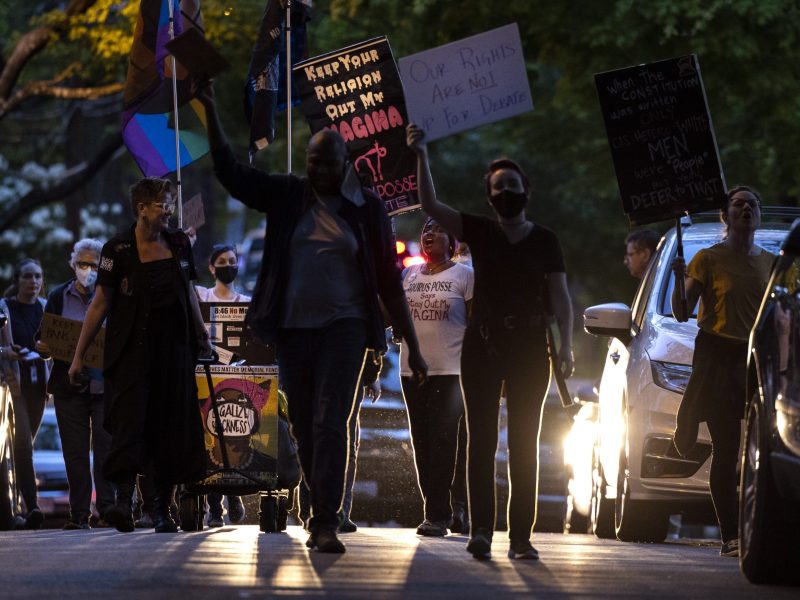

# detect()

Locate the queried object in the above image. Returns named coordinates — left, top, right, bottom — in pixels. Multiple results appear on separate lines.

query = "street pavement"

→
left=1, top=526, right=795, bottom=599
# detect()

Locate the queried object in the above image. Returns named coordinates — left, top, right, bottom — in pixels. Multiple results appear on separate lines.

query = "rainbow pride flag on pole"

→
left=122, top=0, right=209, bottom=177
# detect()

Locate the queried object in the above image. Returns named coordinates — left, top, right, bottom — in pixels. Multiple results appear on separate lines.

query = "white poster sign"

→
left=398, top=23, right=533, bottom=142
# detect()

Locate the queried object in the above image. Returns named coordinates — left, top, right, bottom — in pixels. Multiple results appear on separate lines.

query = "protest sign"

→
left=293, top=37, right=419, bottom=216
left=595, top=55, right=726, bottom=225
left=398, top=23, right=533, bottom=142
left=195, top=364, right=279, bottom=487
left=182, top=193, right=205, bottom=231
left=40, top=313, right=104, bottom=369
left=200, top=302, right=274, bottom=365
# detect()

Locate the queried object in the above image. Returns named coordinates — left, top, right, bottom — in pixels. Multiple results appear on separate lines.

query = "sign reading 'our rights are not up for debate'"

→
left=398, top=23, right=533, bottom=142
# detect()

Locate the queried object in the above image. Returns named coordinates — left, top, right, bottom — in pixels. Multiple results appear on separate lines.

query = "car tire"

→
left=590, top=451, right=615, bottom=539
left=614, top=450, right=669, bottom=543
left=739, top=398, right=800, bottom=584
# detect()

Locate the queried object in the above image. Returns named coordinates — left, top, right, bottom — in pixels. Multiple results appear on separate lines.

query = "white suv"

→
left=582, top=216, right=788, bottom=542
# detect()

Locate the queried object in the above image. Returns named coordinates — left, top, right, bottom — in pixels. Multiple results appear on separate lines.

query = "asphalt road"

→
left=1, top=526, right=794, bottom=599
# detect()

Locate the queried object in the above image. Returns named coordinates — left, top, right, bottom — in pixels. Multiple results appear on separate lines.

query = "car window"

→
left=658, top=236, right=783, bottom=317
left=631, top=247, right=659, bottom=330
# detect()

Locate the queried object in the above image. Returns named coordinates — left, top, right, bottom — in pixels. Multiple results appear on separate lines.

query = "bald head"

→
left=307, top=129, right=348, bottom=194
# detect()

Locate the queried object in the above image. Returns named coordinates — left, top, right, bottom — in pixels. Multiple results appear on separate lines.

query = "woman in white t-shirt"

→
left=401, top=218, right=474, bottom=538
left=194, top=243, right=250, bottom=527
left=195, top=243, right=252, bottom=304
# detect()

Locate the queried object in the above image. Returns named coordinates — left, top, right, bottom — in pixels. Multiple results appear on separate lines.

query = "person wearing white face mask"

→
left=35, top=238, right=115, bottom=530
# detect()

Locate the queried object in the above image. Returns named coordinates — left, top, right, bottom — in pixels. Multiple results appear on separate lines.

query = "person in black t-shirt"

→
left=0, top=258, right=50, bottom=529
left=407, top=124, right=574, bottom=561
left=68, top=177, right=211, bottom=534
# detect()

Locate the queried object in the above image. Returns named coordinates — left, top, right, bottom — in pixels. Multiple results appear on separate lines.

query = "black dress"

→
left=101, top=239, right=205, bottom=486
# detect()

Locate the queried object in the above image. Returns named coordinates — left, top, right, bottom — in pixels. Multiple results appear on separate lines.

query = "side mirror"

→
left=584, top=302, right=632, bottom=345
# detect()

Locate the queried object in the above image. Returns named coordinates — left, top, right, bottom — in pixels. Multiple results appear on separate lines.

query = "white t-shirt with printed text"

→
left=400, top=262, right=474, bottom=376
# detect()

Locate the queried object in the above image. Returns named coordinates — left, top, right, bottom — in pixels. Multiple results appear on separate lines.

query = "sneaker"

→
left=63, top=518, right=90, bottom=531
left=416, top=519, right=448, bottom=537
left=467, top=528, right=492, bottom=560
left=315, top=528, right=346, bottom=554
left=508, top=540, right=539, bottom=560
left=24, top=509, right=44, bottom=530
left=207, top=514, right=224, bottom=528
left=720, top=538, right=740, bottom=557
left=134, top=513, right=154, bottom=529
left=450, top=507, right=469, bottom=534
left=338, top=517, right=358, bottom=533
left=227, top=496, right=245, bottom=524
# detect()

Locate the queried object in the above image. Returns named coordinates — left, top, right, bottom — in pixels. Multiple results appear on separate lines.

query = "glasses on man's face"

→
left=75, top=261, right=99, bottom=271
left=147, top=201, right=176, bottom=214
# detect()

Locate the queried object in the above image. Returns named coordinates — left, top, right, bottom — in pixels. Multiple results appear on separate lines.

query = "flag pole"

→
left=168, top=0, right=184, bottom=227
left=286, top=0, right=292, bottom=174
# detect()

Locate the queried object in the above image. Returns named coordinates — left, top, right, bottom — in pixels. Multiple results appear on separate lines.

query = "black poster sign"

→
left=200, top=302, right=274, bottom=365
left=293, top=37, right=419, bottom=216
left=595, top=55, right=726, bottom=225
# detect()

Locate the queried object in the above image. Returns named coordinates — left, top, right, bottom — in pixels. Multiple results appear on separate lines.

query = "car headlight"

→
left=651, top=361, right=692, bottom=394
left=776, top=395, right=800, bottom=456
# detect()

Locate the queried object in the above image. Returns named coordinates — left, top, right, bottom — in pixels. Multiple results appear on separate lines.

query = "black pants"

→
left=402, top=374, right=464, bottom=523
left=706, top=411, right=742, bottom=542
left=13, top=383, right=47, bottom=512
left=452, top=414, right=468, bottom=512
left=278, top=319, right=367, bottom=532
left=53, top=391, right=114, bottom=521
left=460, top=326, right=550, bottom=541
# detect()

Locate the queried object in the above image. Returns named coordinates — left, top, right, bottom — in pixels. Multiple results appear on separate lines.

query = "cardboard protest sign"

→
left=182, top=193, right=205, bottom=231
left=195, top=364, right=279, bottom=486
left=293, top=37, right=419, bottom=216
left=200, top=302, right=274, bottom=366
left=398, top=23, right=533, bottom=142
left=595, top=55, right=726, bottom=225
left=40, top=313, right=104, bottom=369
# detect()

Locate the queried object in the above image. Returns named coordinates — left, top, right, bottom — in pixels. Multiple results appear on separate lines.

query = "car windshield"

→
left=659, top=236, right=783, bottom=318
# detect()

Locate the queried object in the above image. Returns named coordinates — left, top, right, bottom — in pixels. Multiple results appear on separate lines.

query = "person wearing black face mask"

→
left=407, top=123, right=574, bottom=562
left=197, top=81, right=427, bottom=554
left=195, top=244, right=251, bottom=304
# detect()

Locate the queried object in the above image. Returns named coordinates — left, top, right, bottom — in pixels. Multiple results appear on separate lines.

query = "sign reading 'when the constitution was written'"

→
left=595, top=55, right=726, bottom=225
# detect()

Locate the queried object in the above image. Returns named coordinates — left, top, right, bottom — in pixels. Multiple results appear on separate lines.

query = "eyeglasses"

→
left=147, top=202, right=176, bottom=214
left=75, top=261, right=99, bottom=271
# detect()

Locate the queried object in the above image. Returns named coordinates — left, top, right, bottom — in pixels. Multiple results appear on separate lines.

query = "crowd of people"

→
left=0, top=82, right=764, bottom=563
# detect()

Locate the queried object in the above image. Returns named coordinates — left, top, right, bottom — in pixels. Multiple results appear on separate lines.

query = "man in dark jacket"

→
left=36, top=239, right=114, bottom=529
left=198, top=83, right=427, bottom=553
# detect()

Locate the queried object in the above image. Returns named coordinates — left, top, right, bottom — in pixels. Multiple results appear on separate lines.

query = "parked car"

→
left=563, top=383, right=601, bottom=534
left=583, top=212, right=792, bottom=543
left=33, top=407, right=70, bottom=518
left=741, top=219, right=800, bottom=584
left=354, top=338, right=571, bottom=530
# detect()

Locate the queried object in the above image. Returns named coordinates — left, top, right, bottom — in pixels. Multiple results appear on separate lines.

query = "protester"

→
left=671, top=185, right=774, bottom=558
left=400, top=218, right=474, bottom=537
left=407, top=124, right=574, bottom=561
left=0, top=259, right=50, bottom=529
left=624, top=229, right=660, bottom=279
left=195, top=243, right=252, bottom=303
left=197, top=82, right=427, bottom=554
left=453, top=241, right=472, bottom=267
left=34, top=239, right=115, bottom=530
left=68, top=177, right=211, bottom=534
left=195, top=243, right=250, bottom=527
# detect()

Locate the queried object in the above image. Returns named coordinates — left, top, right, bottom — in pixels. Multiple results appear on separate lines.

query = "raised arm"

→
left=406, top=124, right=463, bottom=238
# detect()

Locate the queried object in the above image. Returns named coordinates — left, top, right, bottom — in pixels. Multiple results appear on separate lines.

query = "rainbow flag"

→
left=122, top=0, right=209, bottom=177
